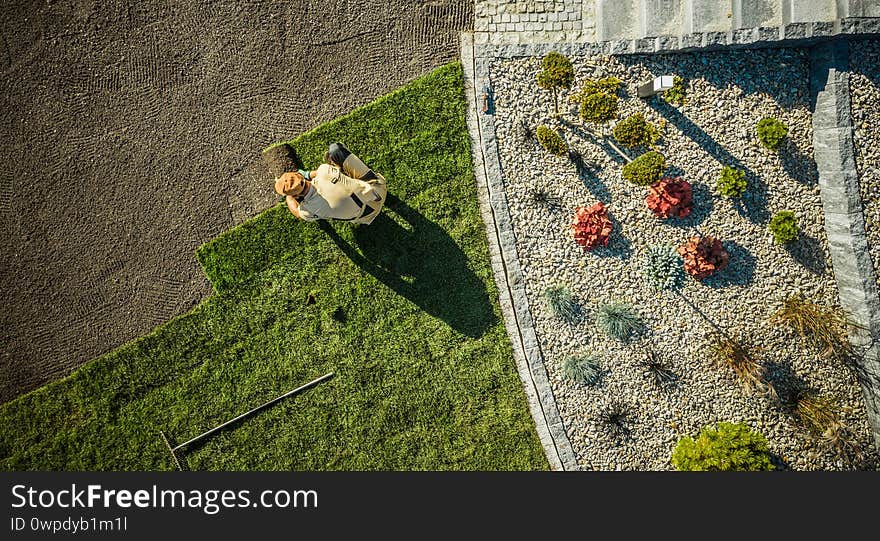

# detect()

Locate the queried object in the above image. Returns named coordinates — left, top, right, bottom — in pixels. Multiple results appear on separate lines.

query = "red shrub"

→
left=645, top=177, right=693, bottom=219
left=678, top=235, right=729, bottom=280
left=572, top=202, right=613, bottom=250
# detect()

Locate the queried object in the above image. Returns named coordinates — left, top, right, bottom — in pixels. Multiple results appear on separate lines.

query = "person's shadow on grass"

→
left=318, top=193, right=496, bottom=338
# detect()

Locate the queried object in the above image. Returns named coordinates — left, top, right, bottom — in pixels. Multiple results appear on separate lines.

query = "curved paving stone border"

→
left=461, top=33, right=579, bottom=471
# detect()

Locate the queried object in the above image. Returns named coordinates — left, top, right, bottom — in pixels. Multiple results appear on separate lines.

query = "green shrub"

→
left=578, top=76, right=623, bottom=97
left=536, top=125, right=567, bottom=156
left=642, top=244, right=685, bottom=291
left=622, top=151, right=665, bottom=186
left=544, top=285, right=579, bottom=321
left=671, top=422, right=775, bottom=471
left=662, top=76, right=686, bottom=106
left=578, top=91, right=618, bottom=124
left=536, top=51, right=575, bottom=115
left=562, top=354, right=603, bottom=386
left=596, top=302, right=643, bottom=341
left=756, top=117, right=788, bottom=150
left=769, top=210, right=798, bottom=244
left=613, top=113, right=659, bottom=149
left=716, top=165, right=747, bottom=197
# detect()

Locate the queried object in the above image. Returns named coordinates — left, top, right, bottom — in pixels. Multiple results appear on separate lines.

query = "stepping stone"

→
left=597, top=0, right=640, bottom=40
left=783, top=0, right=837, bottom=23
left=732, top=0, right=781, bottom=29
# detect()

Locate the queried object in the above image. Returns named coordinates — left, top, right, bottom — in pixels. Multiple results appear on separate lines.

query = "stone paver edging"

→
left=811, top=40, right=880, bottom=450
left=461, top=32, right=579, bottom=471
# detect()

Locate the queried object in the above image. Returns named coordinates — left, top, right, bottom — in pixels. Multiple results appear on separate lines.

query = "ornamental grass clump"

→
left=562, top=354, right=603, bottom=386
left=756, top=117, right=788, bottom=150
left=596, top=302, right=643, bottom=341
left=613, top=113, right=659, bottom=149
left=768, top=294, right=859, bottom=363
left=622, top=151, right=665, bottom=186
left=769, top=210, right=798, bottom=244
left=536, top=125, right=567, bottom=156
left=788, top=387, right=864, bottom=465
left=645, top=177, right=693, bottom=219
left=639, top=348, right=677, bottom=387
left=671, top=422, right=775, bottom=471
left=717, top=165, right=747, bottom=197
left=678, top=235, right=729, bottom=280
left=571, top=202, right=613, bottom=250
left=544, top=285, right=580, bottom=322
left=536, top=51, right=575, bottom=116
left=596, top=399, right=633, bottom=441
left=641, top=244, right=685, bottom=291
left=708, top=334, right=776, bottom=398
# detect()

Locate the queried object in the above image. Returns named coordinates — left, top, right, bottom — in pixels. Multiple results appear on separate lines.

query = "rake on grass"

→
left=160, top=372, right=335, bottom=470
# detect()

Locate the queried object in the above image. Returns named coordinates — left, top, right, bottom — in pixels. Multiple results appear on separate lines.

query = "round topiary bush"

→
left=716, top=165, right=747, bottom=197
left=613, top=113, right=659, bottom=149
left=596, top=302, right=643, bottom=341
left=536, top=51, right=575, bottom=116
left=536, top=125, right=567, bottom=156
left=622, top=151, right=665, bottom=186
left=671, top=421, right=775, bottom=471
left=642, top=244, right=685, bottom=291
left=562, top=354, right=603, bottom=386
left=578, top=91, right=618, bottom=124
left=769, top=210, right=798, bottom=244
left=756, top=117, right=788, bottom=150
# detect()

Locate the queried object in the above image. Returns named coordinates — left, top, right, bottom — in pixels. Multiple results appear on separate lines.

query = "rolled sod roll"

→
left=262, top=143, right=304, bottom=178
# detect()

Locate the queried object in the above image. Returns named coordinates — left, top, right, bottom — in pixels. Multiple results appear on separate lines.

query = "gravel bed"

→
left=489, top=47, right=879, bottom=470
left=850, top=39, right=880, bottom=293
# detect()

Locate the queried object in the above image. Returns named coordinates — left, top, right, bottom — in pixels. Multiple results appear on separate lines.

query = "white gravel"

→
left=489, top=47, right=878, bottom=470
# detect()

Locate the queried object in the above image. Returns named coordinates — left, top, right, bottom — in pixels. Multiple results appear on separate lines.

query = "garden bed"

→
left=489, top=47, right=878, bottom=470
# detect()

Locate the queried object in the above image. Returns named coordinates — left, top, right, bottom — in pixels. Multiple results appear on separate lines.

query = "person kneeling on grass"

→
left=275, top=143, right=387, bottom=225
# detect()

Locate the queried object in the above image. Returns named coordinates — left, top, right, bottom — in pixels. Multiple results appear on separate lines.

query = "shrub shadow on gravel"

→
left=781, top=140, right=820, bottom=185
left=319, top=194, right=495, bottom=338
left=569, top=150, right=612, bottom=204
left=700, top=240, right=757, bottom=288
left=648, top=100, right=770, bottom=224
left=560, top=118, right=629, bottom=166
left=591, top=213, right=632, bottom=260
left=667, top=181, right=714, bottom=229
left=784, top=232, right=828, bottom=275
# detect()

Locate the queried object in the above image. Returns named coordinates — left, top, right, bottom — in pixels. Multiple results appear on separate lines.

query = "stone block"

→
left=597, top=0, right=640, bottom=40
left=732, top=0, right=781, bottom=29
left=732, top=27, right=759, bottom=43
left=609, top=39, right=635, bottom=54
left=680, top=32, right=704, bottom=48
left=757, top=26, right=781, bottom=40
left=782, top=0, right=837, bottom=24
left=656, top=34, right=680, bottom=50
left=840, top=0, right=880, bottom=17
left=641, top=0, right=682, bottom=37
left=813, top=127, right=857, bottom=171
left=782, top=22, right=810, bottom=38
left=684, top=0, right=733, bottom=34
left=704, top=30, right=729, bottom=46
left=635, top=37, right=656, bottom=52
left=811, top=20, right=836, bottom=36
left=817, top=173, right=864, bottom=214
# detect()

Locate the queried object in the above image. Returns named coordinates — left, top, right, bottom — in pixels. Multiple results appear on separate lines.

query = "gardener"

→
left=274, top=143, right=387, bottom=225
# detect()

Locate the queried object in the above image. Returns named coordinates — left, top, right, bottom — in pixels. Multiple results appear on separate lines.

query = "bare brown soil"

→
left=0, top=0, right=472, bottom=403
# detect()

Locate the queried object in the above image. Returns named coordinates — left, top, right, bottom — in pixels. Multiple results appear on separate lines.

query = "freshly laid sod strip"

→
left=0, top=63, right=548, bottom=470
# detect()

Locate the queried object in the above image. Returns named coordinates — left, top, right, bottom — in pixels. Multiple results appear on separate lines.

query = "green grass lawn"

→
left=0, top=63, right=549, bottom=471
